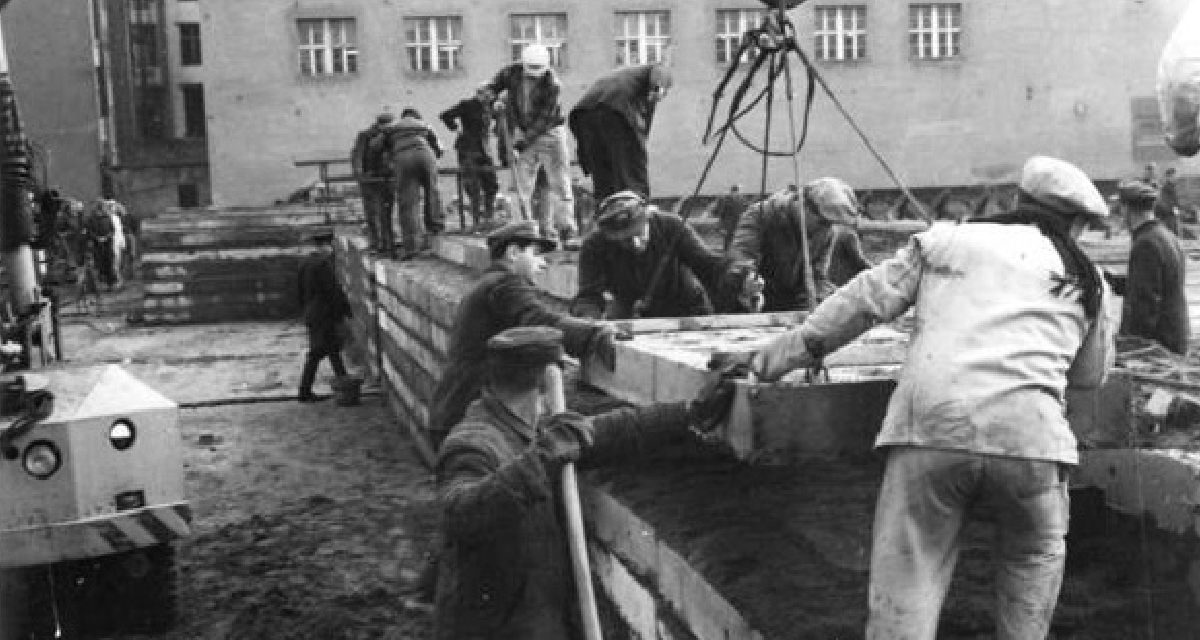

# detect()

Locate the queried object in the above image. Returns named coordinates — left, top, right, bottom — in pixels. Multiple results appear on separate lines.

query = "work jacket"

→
left=297, top=252, right=350, bottom=331
left=384, top=116, right=443, bottom=158
left=434, top=394, right=689, bottom=640
left=786, top=221, right=1116, bottom=464
left=730, top=197, right=871, bottom=311
left=1114, top=218, right=1190, bottom=354
left=440, top=98, right=493, bottom=157
left=573, top=212, right=740, bottom=319
left=427, top=263, right=602, bottom=447
left=485, top=64, right=565, bottom=144
left=570, top=64, right=668, bottom=143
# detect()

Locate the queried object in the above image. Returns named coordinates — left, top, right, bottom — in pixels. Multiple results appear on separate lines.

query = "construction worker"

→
left=572, top=190, right=763, bottom=320
left=749, top=156, right=1117, bottom=640
left=434, top=325, right=736, bottom=640
left=84, top=200, right=118, bottom=291
left=1155, top=166, right=1181, bottom=235
left=440, top=86, right=500, bottom=231
left=568, top=63, right=672, bottom=204
left=1104, top=179, right=1190, bottom=355
left=296, top=232, right=352, bottom=402
left=483, top=44, right=579, bottom=248
left=730, top=179, right=872, bottom=312
left=350, top=112, right=395, bottom=253
left=386, top=108, right=445, bottom=260
left=427, top=219, right=621, bottom=450
left=711, top=183, right=752, bottom=251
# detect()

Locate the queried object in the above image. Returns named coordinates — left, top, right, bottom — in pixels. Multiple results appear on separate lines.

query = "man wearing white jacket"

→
left=751, top=156, right=1117, bottom=640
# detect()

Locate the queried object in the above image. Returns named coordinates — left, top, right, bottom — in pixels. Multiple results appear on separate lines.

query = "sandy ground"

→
left=52, top=319, right=439, bottom=640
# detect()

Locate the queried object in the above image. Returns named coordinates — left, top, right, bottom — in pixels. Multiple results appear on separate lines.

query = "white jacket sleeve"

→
left=1066, top=273, right=1118, bottom=389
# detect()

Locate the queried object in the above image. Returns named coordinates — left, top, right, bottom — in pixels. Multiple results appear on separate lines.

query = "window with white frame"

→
left=909, top=4, right=960, bottom=60
left=715, top=9, right=765, bottom=65
left=511, top=14, right=567, bottom=68
left=814, top=6, right=865, bottom=61
left=404, top=16, right=463, bottom=72
left=614, top=11, right=671, bottom=67
left=297, top=18, right=358, bottom=77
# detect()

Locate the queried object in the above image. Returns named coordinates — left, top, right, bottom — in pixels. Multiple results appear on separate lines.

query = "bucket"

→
left=331, top=375, right=364, bottom=407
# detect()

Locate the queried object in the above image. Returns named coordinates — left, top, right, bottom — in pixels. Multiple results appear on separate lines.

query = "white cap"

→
left=521, top=44, right=551, bottom=68
left=1019, top=156, right=1108, bottom=218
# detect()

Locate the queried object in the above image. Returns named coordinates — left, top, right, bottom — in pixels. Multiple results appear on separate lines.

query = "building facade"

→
left=201, top=0, right=1195, bottom=207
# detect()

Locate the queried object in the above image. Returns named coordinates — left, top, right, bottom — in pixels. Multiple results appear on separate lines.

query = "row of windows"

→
left=297, top=4, right=963, bottom=78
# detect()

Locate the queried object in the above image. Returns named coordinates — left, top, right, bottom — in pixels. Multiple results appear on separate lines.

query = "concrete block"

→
left=1066, top=374, right=1133, bottom=447
left=384, top=356, right=430, bottom=428
left=589, top=540, right=658, bottom=640
left=379, top=312, right=443, bottom=382
left=1077, top=448, right=1200, bottom=537
left=656, top=542, right=760, bottom=640
left=580, top=483, right=658, bottom=578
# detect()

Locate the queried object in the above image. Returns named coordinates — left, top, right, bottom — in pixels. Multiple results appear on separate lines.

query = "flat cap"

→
left=1018, top=156, right=1108, bottom=218
left=596, top=191, right=650, bottom=238
left=376, top=113, right=395, bottom=125
left=1117, top=179, right=1159, bottom=206
left=486, top=220, right=557, bottom=256
left=486, top=326, right=565, bottom=369
left=802, top=177, right=859, bottom=225
left=309, top=231, right=335, bottom=244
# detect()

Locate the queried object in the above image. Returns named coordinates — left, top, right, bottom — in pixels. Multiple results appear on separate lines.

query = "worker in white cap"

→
left=481, top=44, right=580, bottom=249
left=750, top=155, right=1117, bottom=640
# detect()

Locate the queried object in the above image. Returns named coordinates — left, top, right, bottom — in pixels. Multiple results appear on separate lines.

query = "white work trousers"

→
left=512, top=125, right=576, bottom=240
left=866, top=447, right=1069, bottom=640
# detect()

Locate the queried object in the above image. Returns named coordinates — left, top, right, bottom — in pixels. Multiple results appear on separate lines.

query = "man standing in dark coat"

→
left=435, top=325, right=735, bottom=640
left=568, top=63, right=672, bottom=204
left=440, top=87, right=500, bottom=230
left=296, top=232, right=351, bottom=402
left=730, top=179, right=872, bottom=312
left=711, top=184, right=752, bottom=251
left=350, top=113, right=395, bottom=252
left=1155, top=167, right=1182, bottom=235
left=1105, top=179, right=1190, bottom=355
left=426, top=220, right=619, bottom=450
left=572, top=191, right=763, bottom=319
left=385, top=108, right=445, bottom=260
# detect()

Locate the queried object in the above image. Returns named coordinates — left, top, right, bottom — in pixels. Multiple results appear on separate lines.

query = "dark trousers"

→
left=459, top=149, right=498, bottom=225
left=359, top=177, right=394, bottom=251
left=394, top=145, right=444, bottom=256
left=91, top=237, right=117, bottom=286
left=300, top=323, right=348, bottom=394
left=569, top=106, right=648, bottom=203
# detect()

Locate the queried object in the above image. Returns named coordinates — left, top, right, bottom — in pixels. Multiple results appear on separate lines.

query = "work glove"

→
left=686, top=376, right=738, bottom=435
left=750, top=328, right=819, bottom=383
left=589, top=324, right=632, bottom=372
left=535, top=412, right=594, bottom=466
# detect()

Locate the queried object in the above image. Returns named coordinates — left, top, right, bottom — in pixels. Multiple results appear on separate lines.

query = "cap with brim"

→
left=1117, top=179, right=1159, bottom=207
left=376, top=113, right=395, bottom=125
left=486, top=220, right=557, bottom=255
left=802, top=177, right=859, bottom=225
left=1018, top=156, right=1108, bottom=218
left=596, top=191, right=650, bottom=239
left=486, top=326, right=565, bottom=369
left=310, top=231, right=335, bottom=244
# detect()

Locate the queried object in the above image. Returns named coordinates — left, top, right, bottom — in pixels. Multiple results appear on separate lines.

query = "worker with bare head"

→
left=730, top=178, right=872, bottom=312
left=434, top=325, right=736, bottom=639
left=572, top=190, right=763, bottom=319
left=440, top=85, right=501, bottom=231
left=483, top=44, right=579, bottom=248
left=751, top=156, right=1117, bottom=639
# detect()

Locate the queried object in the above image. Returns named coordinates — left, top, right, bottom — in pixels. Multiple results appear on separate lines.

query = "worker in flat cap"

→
left=434, top=325, right=736, bottom=639
left=750, top=156, right=1117, bottom=639
left=1103, top=179, right=1190, bottom=355
left=729, top=178, right=872, bottom=312
left=296, top=231, right=354, bottom=402
left=351, top=112, right=397, bottom=253
left=568, top=63, right=672, bottom=203
left=572, top=190, right=764, bottom=319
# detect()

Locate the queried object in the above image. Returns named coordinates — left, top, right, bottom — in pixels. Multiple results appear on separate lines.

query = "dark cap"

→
left=1117, top=179, right=1159, bottom=207
left=486, top=326, right=565, bottom=369
left=309, top=231, right=335, bottom=245
left=596, top=191, right=650, bottom=238
left=486, top=220, right=557, bottom=257
left=376, top=113, right=395, bottom=125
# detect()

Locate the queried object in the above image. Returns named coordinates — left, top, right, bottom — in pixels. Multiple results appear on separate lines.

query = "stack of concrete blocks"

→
left=138, top=203, right=358, bottom=324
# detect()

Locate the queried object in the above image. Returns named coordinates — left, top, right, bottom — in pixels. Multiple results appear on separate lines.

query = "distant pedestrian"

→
left=711, top=184, right=752, bottom=251
left=85, top=200, right=118, bottom=290
left=387, top=108, right=445, bottom=260
left=441, top=87, right=500, bottom=231
left=1105, top=179, right=1190, bottom=355
left=483, top=44, right=579, bottom=248
left=296, top=232, right=352, bottom=402
left=351, top=113, right=396, bottom=253
left=1155, top=167, right=1181, bottom=235
left=568, top=63, right=672, bottom=203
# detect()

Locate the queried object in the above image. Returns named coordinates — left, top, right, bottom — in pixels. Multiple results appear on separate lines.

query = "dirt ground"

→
left=53, top=319, right=439, bottom=640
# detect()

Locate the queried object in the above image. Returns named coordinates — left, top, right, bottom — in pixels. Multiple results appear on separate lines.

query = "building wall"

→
left=204, top=0, right=1199, bottom=207
left=3, top=0, right=104, bottom=202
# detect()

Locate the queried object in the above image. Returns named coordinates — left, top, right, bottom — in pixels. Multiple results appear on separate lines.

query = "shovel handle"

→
left=544, top=366, right=604, bottom=640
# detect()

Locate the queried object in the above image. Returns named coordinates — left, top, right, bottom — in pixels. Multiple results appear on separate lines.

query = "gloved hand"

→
left=513, top=138, right=529, bottom=154
left=535, top=412, right=594, bottom=465
left=687, top=376, right=737, bottom=434
left=751, top=328, right=819, bottom=383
